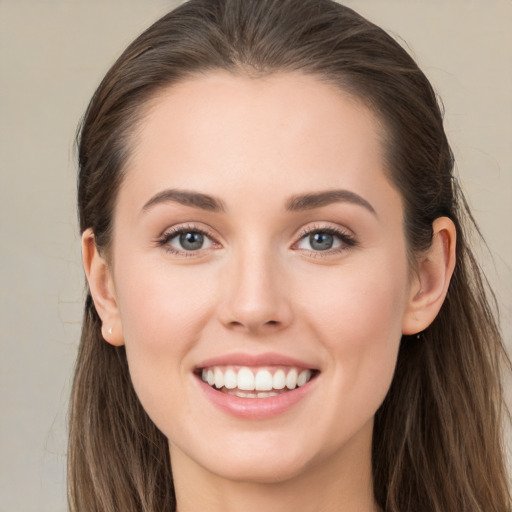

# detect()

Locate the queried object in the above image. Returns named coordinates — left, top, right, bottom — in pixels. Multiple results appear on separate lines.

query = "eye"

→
left=158, top=225, right=217, bottom=254
left=174, top=231, right=211, bottom=251
left=294, top=227, right=356, bottom=253
left=302, top=231, right=338, bottom=251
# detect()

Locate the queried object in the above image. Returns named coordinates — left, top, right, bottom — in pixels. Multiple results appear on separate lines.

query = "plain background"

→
left=0, top=1, right=511, bottom=510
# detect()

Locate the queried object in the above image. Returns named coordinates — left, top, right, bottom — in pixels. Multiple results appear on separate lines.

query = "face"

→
left=105, top=72, right=414, bottom=483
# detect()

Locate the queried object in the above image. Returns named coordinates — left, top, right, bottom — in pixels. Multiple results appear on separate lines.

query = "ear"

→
left=82, top=228, right=124, bottom=346
left=402, top=217, right=457, bottom=335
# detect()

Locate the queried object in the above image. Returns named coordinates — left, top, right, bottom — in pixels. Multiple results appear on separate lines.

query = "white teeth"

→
left=257, top=391, right=279, bottom=398
left=200, top=365, right=315, bottom=393
left=297, top=369, right=311, bottom=387
left=224, top=369, right=237, bottom=389
left=254, top=369, right=273, bottom=391
left=214, top=367, right=224, bottom=389
left=272, top=369, right=286, bottom=389
left=285, top=369, right=298, bottom=389
left=237, top=367, right=255, bottom=390
left=225, top=390, right=281, bottom=398
left=236, top=391, right=257, bottom=398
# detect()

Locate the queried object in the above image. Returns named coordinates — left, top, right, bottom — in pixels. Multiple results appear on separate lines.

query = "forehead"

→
left=121, top=71, right=398, bottom=217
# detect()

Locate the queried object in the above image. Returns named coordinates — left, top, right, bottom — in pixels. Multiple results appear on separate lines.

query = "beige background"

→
left=0, top=1, right=510, bottom=510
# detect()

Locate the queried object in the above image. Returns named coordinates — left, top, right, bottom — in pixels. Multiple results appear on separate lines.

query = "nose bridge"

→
left=219, top=239, right=292, bottom=332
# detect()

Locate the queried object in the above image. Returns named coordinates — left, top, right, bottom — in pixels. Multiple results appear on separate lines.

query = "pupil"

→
left=180, top=232, right=204, bottom=250
left=310, top=232, right=333, bottom=251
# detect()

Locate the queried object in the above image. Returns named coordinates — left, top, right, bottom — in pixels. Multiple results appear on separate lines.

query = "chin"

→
left=203, top=452, right=315, bottom=485
left=174, top=428, right=338, bottom=486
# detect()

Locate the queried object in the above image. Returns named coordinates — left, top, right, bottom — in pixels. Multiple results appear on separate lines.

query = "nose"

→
left=217, top=246, right=293, bottom=335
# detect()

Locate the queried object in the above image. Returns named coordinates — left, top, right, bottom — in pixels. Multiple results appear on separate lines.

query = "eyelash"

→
left=294, top=224, right=357, bottom=257
left=157, top=224, right=218, bottom=257
left=156, top=223, right=357, bottom=257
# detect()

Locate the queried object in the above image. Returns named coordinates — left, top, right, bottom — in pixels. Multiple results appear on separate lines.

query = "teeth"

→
left=235, top=392, right=257, bottom=398
left=297, top=369, right=312, bottom=387
left=225, top=390, right=280, bottom=398
left=254, top=370, right=273, bottom=391
left=237, top=367, right=255, bottom=390
left=285, top=369, right=298, bottom=389
left=272, top=370, right=286, bottom=389
left=257, top=391, right=279, bottom=398
left=200, top=365, right=315, bottom=393
left=224, top=369, right=237, bottom=389
left=214, top=367, right=224, bottom=389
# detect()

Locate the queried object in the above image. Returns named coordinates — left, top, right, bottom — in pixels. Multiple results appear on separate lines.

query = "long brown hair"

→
left=69, top=1, right=511, bottom=510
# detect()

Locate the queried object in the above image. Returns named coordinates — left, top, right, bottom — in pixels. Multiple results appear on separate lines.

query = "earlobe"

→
left=82, top=228, right=124, bottom=346
left=402, top=217, right=457, bottom=335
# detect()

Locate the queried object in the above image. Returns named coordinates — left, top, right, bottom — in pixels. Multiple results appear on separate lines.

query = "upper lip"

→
left=195, top=352, right=319, bottom=371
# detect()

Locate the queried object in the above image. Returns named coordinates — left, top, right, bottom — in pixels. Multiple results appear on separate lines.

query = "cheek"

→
left=300, top=254, right=409, bottom=414
left=302, top=257, right=409, bottom=346
left=115, top=257, right=217, bottom=350
left=112, top=256, right=219, bottom=426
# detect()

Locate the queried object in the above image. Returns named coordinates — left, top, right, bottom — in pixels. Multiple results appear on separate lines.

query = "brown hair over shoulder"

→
left=69, top=1, right=511, bottom=510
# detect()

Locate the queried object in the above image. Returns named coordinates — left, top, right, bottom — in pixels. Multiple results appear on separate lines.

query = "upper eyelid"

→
left=156, top=225, right=220, bottom=258
left=160, top=223, right=217, bottom=240
left=157, top=223, right=220, bottom=252
left=295, top=223, right=354, bottom=239
left=160, top=222, right=351, bottom=236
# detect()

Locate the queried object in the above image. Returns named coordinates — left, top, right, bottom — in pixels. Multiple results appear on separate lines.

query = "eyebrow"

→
left=141, top=187, right=376, bottom=216
left=285, top=189, right=376, bottom=215
left=141, top=189, right=227, bottom=213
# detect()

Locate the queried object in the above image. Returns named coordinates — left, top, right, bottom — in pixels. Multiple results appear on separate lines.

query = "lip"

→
left=194, top=360, right=320, bottom=420
left=194, top=351, right=319, bottom=371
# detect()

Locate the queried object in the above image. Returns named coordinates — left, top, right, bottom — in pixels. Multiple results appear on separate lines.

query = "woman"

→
left=68, top=0, right=511, bottom=510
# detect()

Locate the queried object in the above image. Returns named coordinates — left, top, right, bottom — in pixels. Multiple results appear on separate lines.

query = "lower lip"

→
left=196, top=374, right=318, bottom=420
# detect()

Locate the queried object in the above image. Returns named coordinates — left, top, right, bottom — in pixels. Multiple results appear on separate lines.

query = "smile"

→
left=198, top=366, right=317, bottom=398
left=194, top=354, right=320, bottom=419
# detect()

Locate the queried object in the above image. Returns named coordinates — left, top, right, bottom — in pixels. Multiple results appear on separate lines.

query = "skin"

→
left=83, top=71, right=456, bottom=512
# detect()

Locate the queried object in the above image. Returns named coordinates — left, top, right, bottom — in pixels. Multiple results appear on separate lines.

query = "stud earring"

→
left=108, top=327, right=113, bottom=335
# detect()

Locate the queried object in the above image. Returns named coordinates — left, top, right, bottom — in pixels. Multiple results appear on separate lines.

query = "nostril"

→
left=227, top=319, right=280, bottom=329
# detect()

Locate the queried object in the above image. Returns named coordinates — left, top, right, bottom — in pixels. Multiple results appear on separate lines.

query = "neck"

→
left=170, top=421, right=379, bottom=512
